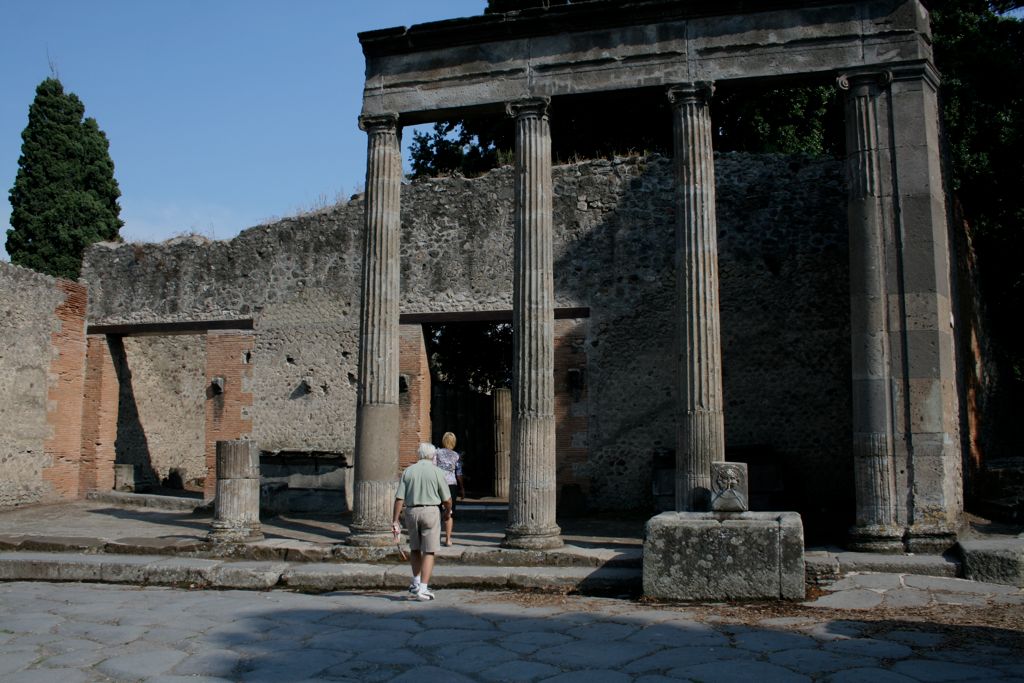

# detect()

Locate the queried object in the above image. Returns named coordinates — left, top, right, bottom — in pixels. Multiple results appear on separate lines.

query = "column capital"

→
left=358, top=112, right=399, bottom=134
left=666, top=82, right=714, bottom=107
left=506, top=97, right=550, bottom=120
left=837, top=70, right=892, bottom=93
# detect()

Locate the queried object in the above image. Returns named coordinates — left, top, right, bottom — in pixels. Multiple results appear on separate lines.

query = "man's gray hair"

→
left=417, top=442, right=437, bottom=460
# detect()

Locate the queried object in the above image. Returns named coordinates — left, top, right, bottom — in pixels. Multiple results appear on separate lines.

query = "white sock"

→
left=412, top=575, right=421, bottom=586
left=420, top=583, right=429, bottom=591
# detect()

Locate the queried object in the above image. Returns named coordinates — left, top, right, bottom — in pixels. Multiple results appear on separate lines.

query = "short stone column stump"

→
left=208, top=440, right=264, bottom=543
left=643, top=511, right=805, bottom=601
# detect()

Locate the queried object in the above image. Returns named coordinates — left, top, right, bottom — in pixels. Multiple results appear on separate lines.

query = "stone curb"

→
left=0, top=551, right=642, bottom=594
left=0, top=532, right=641, bottom=568
left=805, top=549, right=960, bottom=585
left=958, top=539, right=1024, bottom=587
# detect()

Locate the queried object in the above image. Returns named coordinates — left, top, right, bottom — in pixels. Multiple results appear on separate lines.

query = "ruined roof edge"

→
left=359, top=0, right=868, bottom=56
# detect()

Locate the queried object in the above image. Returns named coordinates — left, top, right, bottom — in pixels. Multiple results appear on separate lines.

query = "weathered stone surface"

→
left=643, top=511, right=805, bottom=600
left=281, top=563, right=387, bottom=590
left=0, top=262, right=66, bottom=509
left=959, top=539, right=1024, bottom=587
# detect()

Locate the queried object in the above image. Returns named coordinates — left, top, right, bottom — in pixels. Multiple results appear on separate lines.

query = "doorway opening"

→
left=424, top=320, right=511, bottom=499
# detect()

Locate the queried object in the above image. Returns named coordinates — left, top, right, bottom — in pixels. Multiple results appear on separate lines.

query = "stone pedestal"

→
left=668, top=83, right=726, bottom=512
left=643, top=511, right=805, bottom=600
left=208, top=440, right=263, bottom=542
left=503, top=98, right=562, bottom=550
left=350, top=113, right=402, bottom=547
left=493, top=387, right=512, bottom=500
left=114, top=464, right=135, bottom=492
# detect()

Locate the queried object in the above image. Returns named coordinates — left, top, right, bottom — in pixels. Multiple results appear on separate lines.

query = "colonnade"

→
left=349, top=63, right=959, bottom=552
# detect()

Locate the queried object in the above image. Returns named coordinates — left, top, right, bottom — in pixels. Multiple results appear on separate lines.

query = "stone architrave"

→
left=503, top=98, right=563, bottom=550
left=493, top=387, right=512, bottom=499
left=668, top=83, right=726, bottom=512
left=208, top=440, right=263, bottom=542
left=349, top=113, right=402, bottom=547
left=839, top=72, right=905, bottom=552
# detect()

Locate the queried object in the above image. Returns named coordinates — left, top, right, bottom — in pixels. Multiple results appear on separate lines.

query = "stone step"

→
left=0, top=533, right=642, bottom=569
left=0, top=551, right=641, bottom=596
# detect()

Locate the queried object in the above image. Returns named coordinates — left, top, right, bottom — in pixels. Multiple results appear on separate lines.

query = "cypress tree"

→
left=7, top=78, right=123, bottom=279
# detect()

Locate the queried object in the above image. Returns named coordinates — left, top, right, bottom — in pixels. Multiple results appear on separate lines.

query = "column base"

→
left=346, top=527, right=395, bottom=548
left=906, top=524, right=957, bottom=554
left=207, top=523, right=263, bottom=543
left=847, top=524, right=905, bottom=553
left=502, top=525, right=563, bottom=550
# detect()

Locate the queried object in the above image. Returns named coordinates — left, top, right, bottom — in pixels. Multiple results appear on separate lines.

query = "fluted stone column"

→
left=208, top=440, right=263, bottom=542
left=668, top=83, right=726, bottom=512
left=349, top=113, right=401, bottom=547
left=503, top=98, right=562, bottom=550
left=493, top=387, right=512, bottom=499
left=839, top=73, right=905, bottom=552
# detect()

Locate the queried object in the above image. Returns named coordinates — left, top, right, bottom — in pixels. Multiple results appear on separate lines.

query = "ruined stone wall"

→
left=82, top=153, right=850, bottom=532
left=0, top=263, right=87, bottom=508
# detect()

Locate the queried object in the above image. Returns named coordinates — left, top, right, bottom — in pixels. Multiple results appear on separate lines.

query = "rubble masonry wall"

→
left=81, top=153, right=852, bottom=532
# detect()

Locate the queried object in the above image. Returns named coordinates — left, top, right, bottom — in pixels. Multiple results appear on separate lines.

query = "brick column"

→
left=42, top=280, right=88, bottom=500
left=350, top=113, right=402, bottom=547
left=203, top=331, right=255, bottom=501
left=79, top=335, right=119, bottom=494
left=503, top=98, right=562, bottom=550
left=839, top=71, right=905, bottom=552
left=493, top=387, right=511, bottom=499
left=668, top=83, right=726, bottom=512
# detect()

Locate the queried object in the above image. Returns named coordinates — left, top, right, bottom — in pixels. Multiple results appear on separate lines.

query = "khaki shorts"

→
left=404, top=506, right=441, bottom=553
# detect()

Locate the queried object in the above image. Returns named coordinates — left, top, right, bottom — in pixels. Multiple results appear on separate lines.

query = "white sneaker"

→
left=407, top=581, right=419, bottom=594
left=415, top=586, right=435, bottom=601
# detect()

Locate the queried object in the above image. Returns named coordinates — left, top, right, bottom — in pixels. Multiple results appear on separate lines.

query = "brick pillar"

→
left=42, top=280, right=88, bottom=500
left=839, top=71, right=904, bottom=552
left=493, top=388, right=512, bottom=499
left=350, top=112, right=402, bottom=547
left=503, top=97, right=563, bottom=550
left=79, top=335, right=119, bottom=494
left=668, top=83, right=726, bottom=512
left=203, top=331, right=255, bottom=501
left=398, top=324, right=431, bottom=470
left=554, top=319, right=589, bottom=505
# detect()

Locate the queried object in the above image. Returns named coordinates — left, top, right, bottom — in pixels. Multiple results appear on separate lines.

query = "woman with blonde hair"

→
left=433, top=431, right=465, bottom=546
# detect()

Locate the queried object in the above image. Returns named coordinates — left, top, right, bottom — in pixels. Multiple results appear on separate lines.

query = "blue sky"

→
left=0, top=0, right=486, bottom=261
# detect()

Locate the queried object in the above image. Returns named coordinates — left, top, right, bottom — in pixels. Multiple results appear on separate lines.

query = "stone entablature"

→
left=360, top=0, right=932, bottom=120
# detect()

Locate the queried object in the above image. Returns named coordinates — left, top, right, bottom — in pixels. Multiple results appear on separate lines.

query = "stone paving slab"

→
left=1, top=582, right=1020, bottom=683
left=802, top=571, right=1024, bottom=610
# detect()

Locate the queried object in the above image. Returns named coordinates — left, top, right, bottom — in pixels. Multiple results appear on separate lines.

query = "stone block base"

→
left=643, top=511, right=805, bottom=601
left=959, top=539, right=1024, bottom=587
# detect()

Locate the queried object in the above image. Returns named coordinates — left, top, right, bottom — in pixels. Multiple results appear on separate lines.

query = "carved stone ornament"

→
left=710, top=461, right=749, bottom=512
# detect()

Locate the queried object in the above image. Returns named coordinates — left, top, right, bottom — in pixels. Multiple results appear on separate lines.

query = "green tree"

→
left=7, top=78, right=123, bottom=279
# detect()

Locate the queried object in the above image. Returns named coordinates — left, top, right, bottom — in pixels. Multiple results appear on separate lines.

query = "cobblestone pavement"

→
left=1, top=581, right=1021, bottom=682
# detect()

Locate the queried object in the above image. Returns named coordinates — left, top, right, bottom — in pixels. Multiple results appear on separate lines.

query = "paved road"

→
left=1, top=581, right=1021, bottom=682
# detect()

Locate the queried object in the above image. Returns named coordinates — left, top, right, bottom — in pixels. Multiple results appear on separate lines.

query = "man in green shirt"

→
left=392, top=442, right=452, bottom=601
